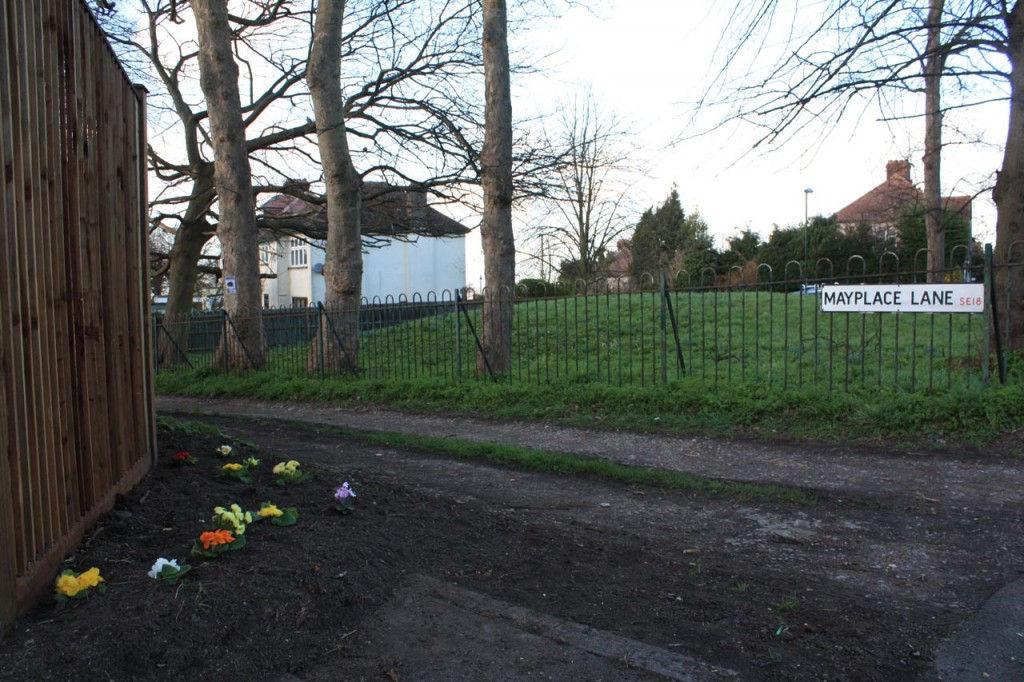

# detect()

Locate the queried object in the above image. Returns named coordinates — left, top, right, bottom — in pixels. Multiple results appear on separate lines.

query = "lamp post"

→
left=803, top=187, right=814, bottom=280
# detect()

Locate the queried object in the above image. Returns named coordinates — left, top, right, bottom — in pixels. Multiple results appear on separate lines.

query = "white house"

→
left=257, top=184, right=470, bottom=307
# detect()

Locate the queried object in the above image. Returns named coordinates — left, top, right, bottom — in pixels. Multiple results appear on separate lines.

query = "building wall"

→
left=363, top=235, right=466, bottom=301
left=261, top=234, right=466, bottom=307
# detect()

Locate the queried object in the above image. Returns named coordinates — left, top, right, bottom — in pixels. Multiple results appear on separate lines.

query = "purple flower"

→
left=334, top=482, right=356, bottom=502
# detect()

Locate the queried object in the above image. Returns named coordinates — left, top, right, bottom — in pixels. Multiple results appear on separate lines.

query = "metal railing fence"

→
left=153, top=246, right=1022, bottom=393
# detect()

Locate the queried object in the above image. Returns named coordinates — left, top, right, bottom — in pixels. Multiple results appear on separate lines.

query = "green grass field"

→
left=157, top=291, right=993, bottom=390
left=155, top=291, right=1021, bottom=447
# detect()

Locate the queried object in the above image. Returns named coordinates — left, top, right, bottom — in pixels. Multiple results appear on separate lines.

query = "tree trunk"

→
left=191, top=0, right=266, bottom=368
left=923, top=0, right=946, bottom=283
left=308, top=0, right=362, bottom=374
left=158, top=219, right=212, bottom=366
left=993, top=3, right=1024, bottom=352
left=480, top=0, right=515, bottom=376
left=157, top=168, right=215, bottom=367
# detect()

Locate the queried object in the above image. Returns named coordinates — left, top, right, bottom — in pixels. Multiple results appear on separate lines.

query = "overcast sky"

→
left=463, top=0, right=1008, bottom=286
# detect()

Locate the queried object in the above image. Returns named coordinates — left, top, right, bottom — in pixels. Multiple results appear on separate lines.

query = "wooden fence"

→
left=0, top=0, right=153, bottom=629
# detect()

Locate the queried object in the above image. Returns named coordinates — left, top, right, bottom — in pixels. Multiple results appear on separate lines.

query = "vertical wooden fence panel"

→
left=1, top=0, right=153, bottom=631
left=0, top=0, right=18, bottom=632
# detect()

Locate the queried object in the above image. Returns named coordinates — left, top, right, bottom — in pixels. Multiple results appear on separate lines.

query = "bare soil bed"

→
left=2, top=413, right=1022, bottom=681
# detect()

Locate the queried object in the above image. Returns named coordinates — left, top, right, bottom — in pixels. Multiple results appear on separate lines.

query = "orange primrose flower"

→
left=200, top=529, right=235, bottom=550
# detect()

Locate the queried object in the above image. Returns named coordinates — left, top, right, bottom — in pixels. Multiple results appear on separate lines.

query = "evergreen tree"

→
left=629, top=189, right=719, bottom=286
left=895, top=206, right=975, bottom=275
left=755, top=216, right=886, bottom=287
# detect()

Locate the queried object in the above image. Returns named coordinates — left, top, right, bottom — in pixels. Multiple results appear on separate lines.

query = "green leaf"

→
left=157, top=564, right=191, bottom=585
left=271, top=507, right=299, bottom=526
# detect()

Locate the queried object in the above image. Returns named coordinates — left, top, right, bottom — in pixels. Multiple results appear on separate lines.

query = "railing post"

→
left=455, top=294, right=462, bottom=379
left=987, top=243, right=1007, bottom=384
left=315, top=303, right=324, bottom=379
left=659, top=272, right=668, bottom=384
left=984, top=244, right=992, bottom=386
left=221, top=308, right=229, bottom=371
left=456, top=290, right=496, bottom=382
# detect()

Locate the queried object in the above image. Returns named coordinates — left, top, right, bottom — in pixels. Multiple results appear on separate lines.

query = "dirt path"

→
left=152, top=396, right=1024, bottom=680
left=157, top=396, right=1024, bottom=505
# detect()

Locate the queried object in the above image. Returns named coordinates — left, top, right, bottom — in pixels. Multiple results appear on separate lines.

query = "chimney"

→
left=886, top=160, right=911, bottom=185
left=283, top=178, right=311, bottom=193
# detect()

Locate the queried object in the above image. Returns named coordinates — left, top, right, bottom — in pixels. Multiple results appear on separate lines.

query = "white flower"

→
left=216, top=444, right=233, bottom=456
left=148, top=558, right=180, bottom=579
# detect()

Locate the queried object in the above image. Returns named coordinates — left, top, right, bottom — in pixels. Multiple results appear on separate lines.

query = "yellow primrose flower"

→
left=77, top=567, right=104, bottom=589
left=272, top=462, right=286, bottom=475
left=56, top=574, right=82, bottom=597
left=222, top=463, right=243, bottom=472
left=286, top=460, right=300, bottom=471
left=258, top=504, right=283, bottom=518
left=214, top=505, right=250, bottom=535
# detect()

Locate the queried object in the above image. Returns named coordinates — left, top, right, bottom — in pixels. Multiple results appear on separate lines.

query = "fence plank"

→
left=45, top=0, right=79, bottom=540
left=8, top=0, right=44, bottom=569
left=0, top=0, right=18, bottom=632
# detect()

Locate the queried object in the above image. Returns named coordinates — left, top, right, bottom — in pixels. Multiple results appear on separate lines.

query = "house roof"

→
left=835, top=160, right=973, bottom=226
left=259, top=182, right=471, bottom=238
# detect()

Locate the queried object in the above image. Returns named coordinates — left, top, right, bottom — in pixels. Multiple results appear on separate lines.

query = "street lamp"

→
left=803, top=187, right=814, bottom=280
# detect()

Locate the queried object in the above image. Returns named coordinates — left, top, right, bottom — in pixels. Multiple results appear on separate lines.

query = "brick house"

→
left=834, top=160, right=972, bottom=242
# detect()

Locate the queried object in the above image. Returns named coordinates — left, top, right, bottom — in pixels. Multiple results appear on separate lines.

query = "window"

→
left=289, top=238, right=308, bottom=268
left=291, top=297, right=308, bottom=308
left=259, top=244, right=275, bottom=266
left=263, top=293, right=270, bottom=308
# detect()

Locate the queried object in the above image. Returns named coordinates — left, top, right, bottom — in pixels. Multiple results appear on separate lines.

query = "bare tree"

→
left=308, top=0, right=362, bottom=372
left=700, top=2, right=978, bottom=277
left=993, top=3, right=1024, bottom=351
left=479, top=0, right=515, bottom=376
left=923, top=0, right=947, bottom=282
left=701, top=0, right=1024, bottom=347
left=105, top=0, right=567, bottom=369
left=190, top=0, right=267, bottom=367
left=116, top=0, right=315, bottom=365
left=529, top=91, right=634, bottom=283
left=109, top=0, right=486, bottom=365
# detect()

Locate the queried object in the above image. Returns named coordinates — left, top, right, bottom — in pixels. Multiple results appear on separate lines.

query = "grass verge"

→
left=253, top=418, right=819, bottom=505
left=156, top=370, right=1024, bottom=447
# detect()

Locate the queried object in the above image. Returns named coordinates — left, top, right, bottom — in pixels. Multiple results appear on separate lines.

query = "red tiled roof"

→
left=835, top=160, right=972, bottom=227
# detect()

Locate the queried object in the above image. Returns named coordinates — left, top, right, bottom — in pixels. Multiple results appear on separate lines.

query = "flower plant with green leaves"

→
left=191, top=528, right=245, bottom=557
left=213, top=503, right=252, bottom=536
left=190, top=503, right=253, bottom=557
left=272, top=460, right=309, bottom=485
left=54, top=567, right=105, bottom=608
left=148, top=558, right=191, bottom=585
left=254, top=501, right=299, bottom=526
left=219, top=457, right=260, bottom=484
left=171, top=451, right=197, bottom=466
left=333, top=481, right=357, bottom=514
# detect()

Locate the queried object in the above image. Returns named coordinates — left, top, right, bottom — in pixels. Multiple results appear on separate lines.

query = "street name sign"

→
left=820, top=284, right=984, bottom=313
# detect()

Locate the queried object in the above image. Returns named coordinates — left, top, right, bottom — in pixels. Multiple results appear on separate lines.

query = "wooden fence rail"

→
left=0, top=0, right=153, bottom=630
